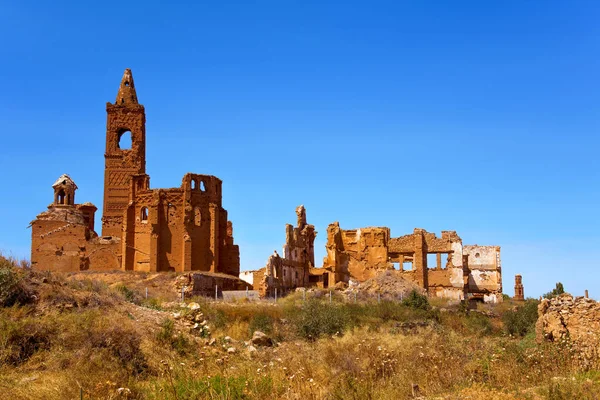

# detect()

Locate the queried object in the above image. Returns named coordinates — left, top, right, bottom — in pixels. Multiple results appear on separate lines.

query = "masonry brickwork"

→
left=240, top=206, right=316, bottom=297
left=514, top=274, right=525, bottom=301
left=320, top=223, right=503, bottom=303
left=31, top=69, right=240, bottom=275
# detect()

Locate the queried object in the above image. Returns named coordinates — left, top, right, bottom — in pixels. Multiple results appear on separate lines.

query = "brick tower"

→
left=514, top=274, right=525, bottom=301
left=101, top=69, right=147, bottom=237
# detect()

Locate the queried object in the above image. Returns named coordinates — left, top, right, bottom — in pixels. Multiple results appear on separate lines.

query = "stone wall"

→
left=536, top=293, right=600, bottom=368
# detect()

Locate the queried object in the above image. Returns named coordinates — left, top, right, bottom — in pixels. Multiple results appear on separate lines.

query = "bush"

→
left=543, top=282, right=565, bottom=300
left=249, top=313, right=274, bottom=335
left=156, top=318, right=192, bottom=356
left=402, top=290, right=431, bottom=311
left=114, top=284, right=140, bottom=304
left=502, top=299, right=539, bottom=337
left=286, top=299, right=348, bottom=340
left=0, top=256, right=34, bottom=307
left=0, top=316, right=54, bottom=366
left=465, top=312, right=494, bottom=336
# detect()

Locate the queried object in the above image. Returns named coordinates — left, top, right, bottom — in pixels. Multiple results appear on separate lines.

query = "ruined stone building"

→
left=31, top=69, right=240, bottom=275
left=239, top=206, right=316, bottom=296
left=239, top=206, right=502, bottom=302
left=319, top=223, right=503, bottom=303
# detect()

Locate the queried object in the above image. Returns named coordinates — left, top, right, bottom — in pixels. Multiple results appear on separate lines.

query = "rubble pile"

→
left=343, top=270, right=425, bottom=301
left=536, top=293, right=600, bottom=368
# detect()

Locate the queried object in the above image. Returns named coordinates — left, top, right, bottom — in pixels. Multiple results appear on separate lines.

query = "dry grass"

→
left=0, top=257, right=599, bottom=399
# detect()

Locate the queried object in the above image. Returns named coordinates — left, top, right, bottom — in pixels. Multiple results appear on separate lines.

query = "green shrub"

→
left=156, top=318, right=192, bottom=356
left=543, top=282, right=565, bottom=300
left=286, top=299, right=348, bottom=340
left=141, top=297, right=163, bottom=311
left=402, top=290, right=431, bottom=311
left=502, top=299, right=539, bottom=337
left=249, top=313, right=274, bottom=335
left=114, top=284, right=140, bottom=304
left=465, top=312, right=494, bottom=336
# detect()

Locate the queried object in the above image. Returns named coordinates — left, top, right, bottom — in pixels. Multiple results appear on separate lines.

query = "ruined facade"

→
left=31, top=69, right=240, bottom=275
left=240, top=206, right=316, bottom=296
left=514, top=274, right=525, bottom=301
left=320, top=224, right=503, bottom=303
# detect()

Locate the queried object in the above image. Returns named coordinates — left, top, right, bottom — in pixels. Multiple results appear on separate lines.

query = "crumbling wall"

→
left=536, top=294, right=600, bottom=368
left=320, top=224, right=502, bottom=302
left=31, top=202, right=120, bottom=272
left=246, top=205, right=316, bottom=297
left=463, top=245, right=502, bottom=303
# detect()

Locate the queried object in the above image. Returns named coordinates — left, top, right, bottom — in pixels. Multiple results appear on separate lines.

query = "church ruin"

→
left=30, top=69, right=240, bottom=275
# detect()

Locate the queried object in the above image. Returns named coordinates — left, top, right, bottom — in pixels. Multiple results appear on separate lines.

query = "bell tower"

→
left=101, top=69, right=147, bottom=237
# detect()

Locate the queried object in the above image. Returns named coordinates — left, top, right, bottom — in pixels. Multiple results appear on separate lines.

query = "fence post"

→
left=246, top=286, right=248, bottom=298
left=215, top=285, right=218, bottom=301
left=329, top=290, right=332, bottom=303
left=275, top=288, right=278, bottom=302
left=378, top=292, right=380, bottom=303
left=354, top=291, right=357, bottom=303
left=145, top=287, right=148, bottom=299
left=181, top=286, right=185, bottom=302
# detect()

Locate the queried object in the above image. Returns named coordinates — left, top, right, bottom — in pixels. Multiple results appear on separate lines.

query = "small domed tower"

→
left=52, top=174, right=77, bottom=206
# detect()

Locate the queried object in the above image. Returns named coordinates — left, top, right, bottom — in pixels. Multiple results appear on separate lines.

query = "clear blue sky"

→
left=1, top=1, right=598, bottom=298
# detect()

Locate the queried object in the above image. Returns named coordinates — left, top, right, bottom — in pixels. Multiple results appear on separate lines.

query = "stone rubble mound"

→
left=536, top=293, right=600, bottom=368
left=343, top=270, right=425, bottom=301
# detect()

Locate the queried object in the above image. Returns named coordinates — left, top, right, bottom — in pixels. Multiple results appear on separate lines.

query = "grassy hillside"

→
left=1, top=254, right=598, bottom=399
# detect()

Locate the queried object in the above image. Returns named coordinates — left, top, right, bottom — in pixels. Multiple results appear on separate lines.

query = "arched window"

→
left=118, top=130, right=132, bottom=150
left=140, top=207, right=149, bottom=223
left=191, top=179, right=197, bottom=190
left=194, top=207, right=201, bottom=226
left=200, top=181, right=206, bottom=191
left=57, top=189, right=65, bottom=205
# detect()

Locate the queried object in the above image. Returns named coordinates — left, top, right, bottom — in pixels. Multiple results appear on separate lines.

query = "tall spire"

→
left=115, top=68, right=138, bottom=105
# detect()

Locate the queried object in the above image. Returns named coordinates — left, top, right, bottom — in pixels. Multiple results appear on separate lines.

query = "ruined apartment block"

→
left=320, top=224, right=503, bottom=303
left=31, top=69, right=240, bottom=275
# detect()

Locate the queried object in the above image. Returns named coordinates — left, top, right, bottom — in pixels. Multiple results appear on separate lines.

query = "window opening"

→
left=57, top=189, right=65, bottom=205
left=427, top=253, right=438, bottom=270
left=200, top=181, right=206, bottom=191
left=140, top=207, right=148, bottom=222
left=118, top=130, right=132, bottom=150
left=402, top=261, right=413, bottom=271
